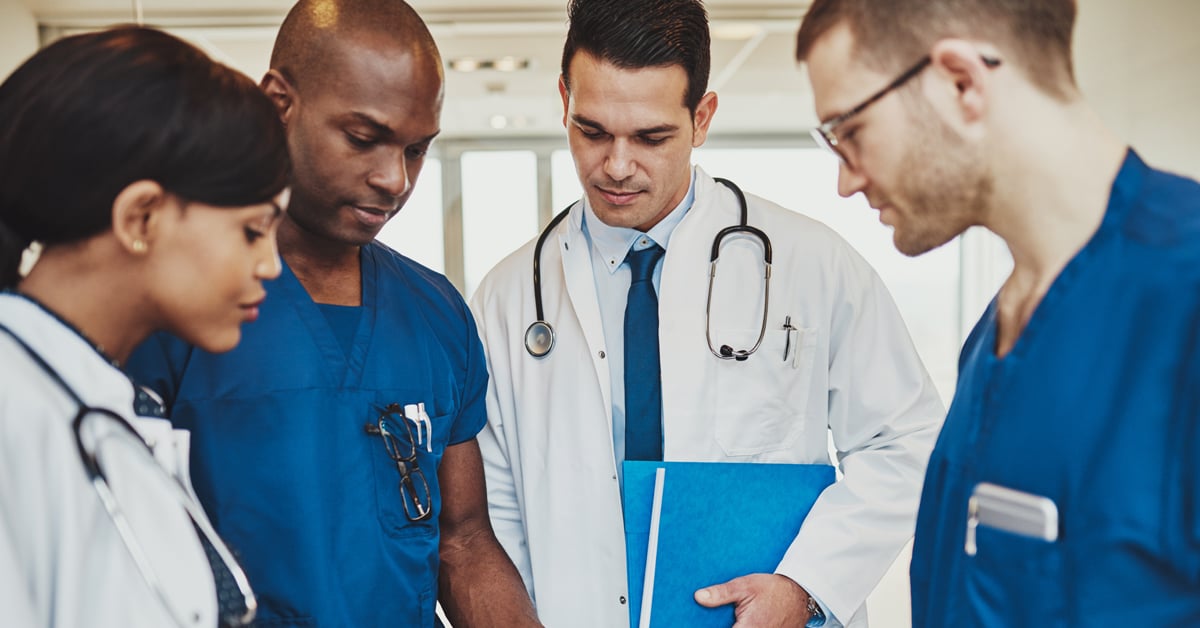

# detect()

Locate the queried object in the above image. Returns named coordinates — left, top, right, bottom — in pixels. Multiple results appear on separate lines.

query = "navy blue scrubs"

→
left=910, top=151, right=1200, bottom=626
left=129, top=242, right=488, bottom=627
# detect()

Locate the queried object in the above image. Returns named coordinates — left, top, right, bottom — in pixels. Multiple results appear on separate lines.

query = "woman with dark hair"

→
left=0, top=26, right=289, bottom=627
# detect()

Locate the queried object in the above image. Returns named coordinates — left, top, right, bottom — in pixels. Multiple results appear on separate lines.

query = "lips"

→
left=240, top=295, right=266, bottom=323
left=596, top=187, right=643, bottom=206
left=351, top=205, right=395, bottom=228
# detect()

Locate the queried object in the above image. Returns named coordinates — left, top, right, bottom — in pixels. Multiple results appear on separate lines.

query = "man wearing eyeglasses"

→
left=128, top=1, right=540, bottom=626
left=796, top=0, right=1200, bottom=625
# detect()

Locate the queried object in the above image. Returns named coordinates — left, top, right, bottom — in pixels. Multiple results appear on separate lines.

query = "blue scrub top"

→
left=911, top=151, right=1200, bottom=626
left=128, top=242, right=488, bottom=627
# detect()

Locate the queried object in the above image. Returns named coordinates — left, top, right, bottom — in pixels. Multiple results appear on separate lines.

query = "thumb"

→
left=694, top=576, right=746, bottom=608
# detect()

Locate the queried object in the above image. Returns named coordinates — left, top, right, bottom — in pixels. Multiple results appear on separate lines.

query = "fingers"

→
left=694, top=574, right=751, bottom=608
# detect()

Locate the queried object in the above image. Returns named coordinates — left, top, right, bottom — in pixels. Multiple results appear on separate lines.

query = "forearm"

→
left=439, top=525, right=541, bottom=627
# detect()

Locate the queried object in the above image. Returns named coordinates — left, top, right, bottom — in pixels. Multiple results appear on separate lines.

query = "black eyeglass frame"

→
left=366, top=403, right=433, bottom=522
left=811, top=54, right=1002, bottom=167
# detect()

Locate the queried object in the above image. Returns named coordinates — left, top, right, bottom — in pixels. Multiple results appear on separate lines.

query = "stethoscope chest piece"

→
left=525, top=320, right=555, bottom=357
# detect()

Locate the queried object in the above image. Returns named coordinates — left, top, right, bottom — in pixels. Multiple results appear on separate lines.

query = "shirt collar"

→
left=583, top=166, right=697, bottom=274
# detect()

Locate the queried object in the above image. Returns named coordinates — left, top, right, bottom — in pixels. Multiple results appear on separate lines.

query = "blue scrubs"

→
left=911, top=151, right=1200, bottom=625
left=128, top=242, right=488, bottom=627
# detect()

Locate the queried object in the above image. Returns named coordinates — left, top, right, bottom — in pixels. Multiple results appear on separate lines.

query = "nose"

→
left=836, top=159, right=868, bottom=198
left=367, top=149, right=412, bottom=200
left=603, top=140, right=636, bottom=181
left=257, top=238, right=283, bottom=281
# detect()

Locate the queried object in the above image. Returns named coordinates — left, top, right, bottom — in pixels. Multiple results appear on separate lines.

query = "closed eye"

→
left=407, top=143, right=432, bottom=159
left=244, top=227, right=265, bottom=244
left=579, top=127, right=607, bottom=140
left=346, top=132, right=376, bottom=149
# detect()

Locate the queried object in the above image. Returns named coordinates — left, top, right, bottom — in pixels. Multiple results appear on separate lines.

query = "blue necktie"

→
left=624, top=243, right=666, bottom=461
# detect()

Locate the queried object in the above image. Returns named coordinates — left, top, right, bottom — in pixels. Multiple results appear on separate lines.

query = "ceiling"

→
left=23, top=0, right=815, bottom=139
left=16, top=0, right=1199, bottom=151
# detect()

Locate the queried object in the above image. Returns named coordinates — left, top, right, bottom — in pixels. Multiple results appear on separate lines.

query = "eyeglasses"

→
left=811, top=54, right=1001, bottom=169
left=365, top=403, right=433, bottom=522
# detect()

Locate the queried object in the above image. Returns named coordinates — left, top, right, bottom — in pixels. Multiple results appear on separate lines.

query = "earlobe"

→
left=261, top=70, right=296, bottom=125
left=111, top=180, right=167, bottom=255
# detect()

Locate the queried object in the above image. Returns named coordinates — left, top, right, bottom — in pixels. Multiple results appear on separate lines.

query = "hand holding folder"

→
left=623, top=461, right=835, bottom=628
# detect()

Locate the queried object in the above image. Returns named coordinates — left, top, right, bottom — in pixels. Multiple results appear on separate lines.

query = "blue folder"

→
left=623, top=461, right=836, bottom=627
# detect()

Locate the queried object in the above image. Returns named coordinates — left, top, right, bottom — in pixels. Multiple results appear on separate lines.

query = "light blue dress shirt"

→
left=580, top=167, right=696, bottom=481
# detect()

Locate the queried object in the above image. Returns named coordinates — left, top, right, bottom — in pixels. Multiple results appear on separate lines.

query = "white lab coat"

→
left=0, top=294, right=219, bottom=628
left=471, top=168, right=945, bottom=627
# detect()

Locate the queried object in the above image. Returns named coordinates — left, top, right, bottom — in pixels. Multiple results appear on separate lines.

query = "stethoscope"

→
left=0, top=323, right=257, bottom=628
left=525, top=177, right=772, bottom=361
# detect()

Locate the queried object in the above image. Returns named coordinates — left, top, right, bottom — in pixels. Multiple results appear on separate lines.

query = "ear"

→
left=691, top=91, right=719, bottom=147
left=927, top=39, right=993, bottom=126
left=261, top=69, right=298, bottom=126
left=558, top=75, right=570, bottom=127
left=111, top=180, right=169, bottom=255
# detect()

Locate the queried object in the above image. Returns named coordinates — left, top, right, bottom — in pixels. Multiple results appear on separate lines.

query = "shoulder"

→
left=368, top=241, right=486, bottom=332
left=0, top=335, right=75, bottom=444
left=369, top=241, right=462, bottom=305
left=471, top=232, right=541, bottom=309
left=738, top=189, right=879, bottom=282
left=1122, top=157, right=1200, bottom=266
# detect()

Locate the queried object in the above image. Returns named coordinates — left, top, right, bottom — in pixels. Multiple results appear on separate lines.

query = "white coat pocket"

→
left=712, top=326, right=818, bottom=456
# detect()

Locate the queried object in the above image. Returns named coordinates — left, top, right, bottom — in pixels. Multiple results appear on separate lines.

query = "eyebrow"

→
left=570, top=114, right=679, bottom=136
left=343, top=112, right=442, bottom=145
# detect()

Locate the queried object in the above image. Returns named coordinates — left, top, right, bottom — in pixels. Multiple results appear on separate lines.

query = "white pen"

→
left=417, top=402, right=433, bottom=453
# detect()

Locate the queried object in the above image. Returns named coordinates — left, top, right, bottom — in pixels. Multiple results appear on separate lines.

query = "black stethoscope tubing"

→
left=0, top=322, right=258, bottom=627
left=525, top=177, right=772, bottom=360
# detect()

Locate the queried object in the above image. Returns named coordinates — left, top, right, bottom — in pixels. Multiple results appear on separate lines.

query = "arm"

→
left=468, top=287, right=536, bottom=594
left=437, top=438, right=541, bottom=628
left=775, top=248, right=944, bottom=624
left=0, top=420, right=39, bottom=628
left=701, top=244, right=945, bottom=626
left=0, top=514, right=38, bottom=627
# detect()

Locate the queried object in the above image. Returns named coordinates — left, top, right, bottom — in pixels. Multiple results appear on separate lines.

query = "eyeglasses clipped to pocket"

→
left=365, top=402, right=434, bottom=525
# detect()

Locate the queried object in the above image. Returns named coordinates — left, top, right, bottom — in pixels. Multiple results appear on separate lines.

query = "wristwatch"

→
left=805, top=594, right=827, bottom=627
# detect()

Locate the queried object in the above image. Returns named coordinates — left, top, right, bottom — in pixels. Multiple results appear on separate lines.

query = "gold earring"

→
left=132, top=240, right=147, bottom=253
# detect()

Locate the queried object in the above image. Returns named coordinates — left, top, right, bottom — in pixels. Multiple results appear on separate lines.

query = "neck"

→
left=987, top=100, right=1126, bottom=289
left=18, top=245, right=151, bottom=365
left=276, top=216, right=364, bottom=305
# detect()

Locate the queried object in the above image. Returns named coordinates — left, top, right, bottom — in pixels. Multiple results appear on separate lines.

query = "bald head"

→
left=271, top=0, right=441, bottom=94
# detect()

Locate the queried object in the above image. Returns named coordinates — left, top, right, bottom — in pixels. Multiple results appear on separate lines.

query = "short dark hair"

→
left=0, top=26, right=290, bottom=288
left=561, top=0, right=711, bottom=113
left=795, top=0, right=1078, bottom=99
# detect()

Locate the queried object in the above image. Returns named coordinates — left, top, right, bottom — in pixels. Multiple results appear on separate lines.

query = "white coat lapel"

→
left=556, top=205, right=614, bottom=417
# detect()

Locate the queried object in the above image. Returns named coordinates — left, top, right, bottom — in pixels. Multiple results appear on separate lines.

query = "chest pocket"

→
left=712, top=326, right=818, bottom=456
left=365, top=404, right=447, bottom=539
left=961, top=525, right=1067, bottom=627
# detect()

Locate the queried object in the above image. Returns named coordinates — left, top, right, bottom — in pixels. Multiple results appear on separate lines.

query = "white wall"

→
left=0, top=1, right=38, bottom=80
left=1077, top=0, right=1200, bottom=180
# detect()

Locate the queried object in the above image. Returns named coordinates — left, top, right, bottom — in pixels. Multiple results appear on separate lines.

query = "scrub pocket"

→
left=963, top=525, right=1067, bottom=627
left=368, top=410, right=446, bottom=539
left=712, top=326, right=817, bottom=456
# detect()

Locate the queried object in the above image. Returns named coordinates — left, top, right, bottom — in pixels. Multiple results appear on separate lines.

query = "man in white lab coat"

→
left=469, top=0, right=945, bottom=626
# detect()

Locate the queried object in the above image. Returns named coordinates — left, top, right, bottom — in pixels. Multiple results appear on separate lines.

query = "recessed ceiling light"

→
left=449, top=57, right=482, bottom=72
left=448, top=56, right=531, bottom=72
